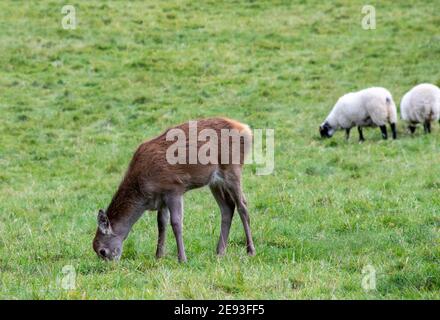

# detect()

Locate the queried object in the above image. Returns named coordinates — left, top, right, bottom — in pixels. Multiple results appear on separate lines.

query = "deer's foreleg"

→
left=156, top=206, right=169, bottom=258
left=164, top=193, right=186, bottom=263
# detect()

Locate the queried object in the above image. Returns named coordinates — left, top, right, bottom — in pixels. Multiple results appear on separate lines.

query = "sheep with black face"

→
left=320, top=87, right=397, bottom=141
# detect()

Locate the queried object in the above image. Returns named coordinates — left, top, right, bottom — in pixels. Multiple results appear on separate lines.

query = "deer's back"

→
left=125, top=117, right=251, bottom=193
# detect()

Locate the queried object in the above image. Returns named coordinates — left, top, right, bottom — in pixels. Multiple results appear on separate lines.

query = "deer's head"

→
left=92, top=209, right=123, bottom=261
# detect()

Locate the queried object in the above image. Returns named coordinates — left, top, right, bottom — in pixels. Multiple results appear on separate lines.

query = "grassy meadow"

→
left=0, top=0, right=439, bottom=299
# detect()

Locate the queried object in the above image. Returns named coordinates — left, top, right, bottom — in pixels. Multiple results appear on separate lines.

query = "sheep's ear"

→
left=97, top=209, right=111, bottom=234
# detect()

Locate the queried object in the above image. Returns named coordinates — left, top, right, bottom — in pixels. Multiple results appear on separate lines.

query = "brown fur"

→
left=108, top=117, right=251, bottom=216
left=93, top=117, right=255, bottom=262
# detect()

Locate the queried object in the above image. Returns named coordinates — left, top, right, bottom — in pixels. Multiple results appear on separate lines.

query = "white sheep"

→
left=319, top=87, right=397, bottom=141
left=400, top=83, right=440, bottom=134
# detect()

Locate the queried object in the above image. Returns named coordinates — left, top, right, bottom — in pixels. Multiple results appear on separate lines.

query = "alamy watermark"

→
left=61, top=5, right=77, bottom=30
left=165, top=121, right=274, bottom=175
left=361, top=5, right=376, bottom=30
left=361, top=264, right=376, bottom=291
left=57, top=265, right=76, bottom=290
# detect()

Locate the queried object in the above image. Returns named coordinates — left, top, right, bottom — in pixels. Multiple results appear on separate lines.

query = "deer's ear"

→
left=97, top=209, right=111, bottom=234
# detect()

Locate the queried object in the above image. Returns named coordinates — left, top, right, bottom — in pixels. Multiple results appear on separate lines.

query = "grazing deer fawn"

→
left=92, top=117, right=256, bottom=262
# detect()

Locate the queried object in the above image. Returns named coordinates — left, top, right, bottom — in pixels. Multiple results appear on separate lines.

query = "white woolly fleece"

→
left=324, top=87, right=397, bottom=130
left=400, top=83, right=440, bottom=124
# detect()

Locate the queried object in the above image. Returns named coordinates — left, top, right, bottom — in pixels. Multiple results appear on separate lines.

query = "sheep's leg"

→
left=409, top=125, right=417, bottom=134
left=424, top=120, right=431, bottom=134
left=156, top=206, right=169, bottom=258
left=390, top=123, right=397, bottom=139
left=357, top=126, right=365, bottom=142
left=164, top=193, right=187, bottom=263
left=345, top=128, right=351, bottom=140
left=379, top=125, right=388, bottom=140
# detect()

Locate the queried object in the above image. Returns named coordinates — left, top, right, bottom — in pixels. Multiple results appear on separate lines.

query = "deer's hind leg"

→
left=210, top=183, right=235, bottom=256
left=223, top=165, right=256, bottom=256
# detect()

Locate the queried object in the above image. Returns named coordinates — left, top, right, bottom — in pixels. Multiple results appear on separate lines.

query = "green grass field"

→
left=0, top=0, right=439, bottom=299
